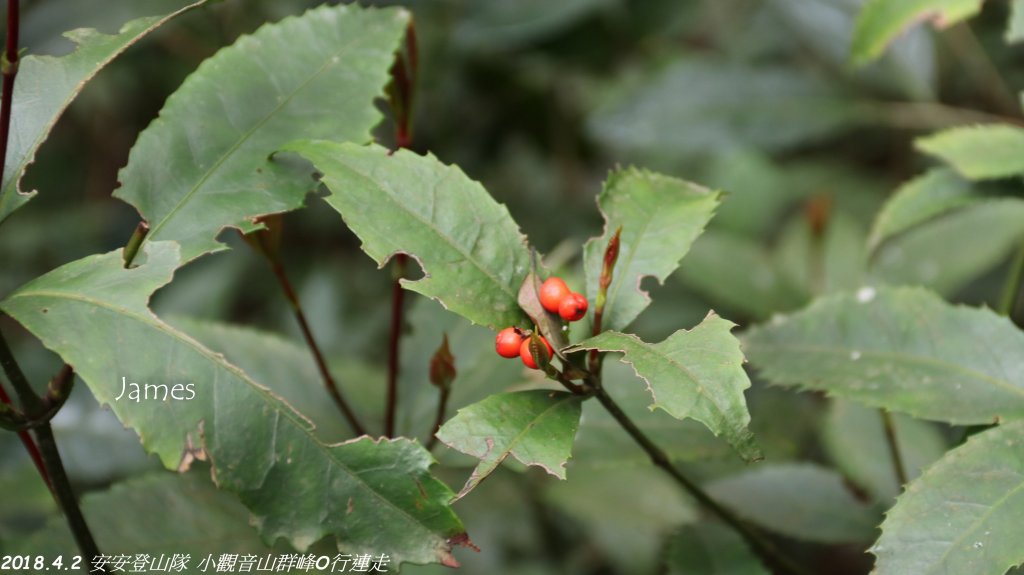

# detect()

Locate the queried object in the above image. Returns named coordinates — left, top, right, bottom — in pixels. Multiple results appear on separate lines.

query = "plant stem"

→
left=0, top=332, right=101, bottom=567
left=592, top=385, right=810, bottom=575
left=589, top=227, right=621, bottom=373
left=384, top=255, right=407, bottom=438
left=0, top=328, right=46, bottom=416
left=262, top=248, right=366, bottom=436
left=424, top=385, right=449, bottom=451
left=999, top=241, right=1024, bottom=320
left=33, top=423, right=105, bottom=571
left=0, top=0, right=18, bottom=172
left=383, top=26, right=417, bottom=437
left=0, top=380, right=51, bottom=490
left=879, top=409, right=909, bottom=488
left=0, top=2, right=101, bottom=566
left=122, top=221, right=150, bottom=267
left=0, top=0, right=53, bottom=494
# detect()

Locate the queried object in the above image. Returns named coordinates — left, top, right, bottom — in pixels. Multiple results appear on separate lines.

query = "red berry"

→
left=519, top=336, right=553, bottom=370
left=495, top=327, right=524, bottom=358
left=539, top=277, right=571, bottom=313
left=559, top=292, right=588, bottom=322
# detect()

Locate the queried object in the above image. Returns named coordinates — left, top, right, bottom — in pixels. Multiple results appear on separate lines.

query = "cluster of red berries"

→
left=494, top=277, right=589, bottom=369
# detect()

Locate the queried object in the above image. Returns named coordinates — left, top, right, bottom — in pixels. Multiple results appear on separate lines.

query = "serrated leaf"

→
left=867, top=168, right=976, bottom=253
left=573, top=361, right=735, bottom=466
left=870, top=198, right=1024, bottom=295
left=664, top=522, right=769, bottom=575
left=283, top=141, right=532, bottom=330
left=0, top=242, right=466, bottom=566
left=567, top=313, right=761, bottom=461
left=10, top=471, right=276, bottom=558
left=707, top=463, right=878, bottom=544
left=583, top=167, right=719, bottom=331
left=744, top=286, right=1024, bottom=425
left=850, top=0, right=982, bottom=65
left=916, top=125, right=1024, bottom=180
left=437, top=390, right=582, bottom=500
left=395, top=297, right=526, bottom=445
left=823, top=400, right=948, bottom=502
left=0, top=1, right=207, bottom=225
left=114, top=4, right=409, bottom=263
left=167, top=316, right=362, bottom=442
left=872, top=421, right=1024, bottom=575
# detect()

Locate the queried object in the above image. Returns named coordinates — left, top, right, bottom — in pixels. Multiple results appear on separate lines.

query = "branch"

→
left=592, top=385, right=810, bottom=575
left=242, top=227, right=367, bottom=436
left=880, top=409, right=909, bottom=488
left=383, top=24, right=418, bottom=437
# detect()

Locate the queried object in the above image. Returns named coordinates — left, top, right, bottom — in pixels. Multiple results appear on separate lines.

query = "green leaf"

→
left=867, top=168, right=976, bottom=253
left=744, top=286, right=1024, bottom=425
left=872, top=421, right=1024, bottom=575
left=583, top=167, right=719, bottom=331
left=0, top=1, right=207, bottom=225
left=823, top=400, right=948, bottom=502
left=0, top=242, right=466, bottom=566
left=10, top=471, right=276, bottom=558
left=851, top=0, right=982, bottom=65
left=587, top=59, right=863, bottom=165
left=567, top=313, right=761, bottom=461
left=915, top=125, right=1024, bottom=180
left=166, top=316, right=362, bottom=442
left=436, top=390, right=583, bottom=500
left=1009, top=0, right=1024, bottom=43
left=678, top=231, right=809, bottom=320
left=664, top=522, right=769, bottom=575
left=707, top=464, right=879, bottom=544
left=283, top=141, right=532, bottom=330
left=114, top=4, right=409, bottom=263
left=870, top=198, right=1024, bottom=295
left=395, top=296, right=526, bottom=444
left=573, top=361, right=736, bottom=465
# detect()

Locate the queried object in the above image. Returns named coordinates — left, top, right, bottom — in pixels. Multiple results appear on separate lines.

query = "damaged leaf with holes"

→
left=0, top=242, right=468, bottom=567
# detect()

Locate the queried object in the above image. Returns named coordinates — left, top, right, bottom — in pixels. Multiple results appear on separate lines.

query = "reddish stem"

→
left=0, top=381, right=51, bottom=491
left=267, top=251, right=366, bottom=436
left=0, top=0, right=48, bottom=491
left=384, top=254, right=407, bottom=438
left=383, top=25, right=418, bottom=437
left=0, top=0, right=17, bottom=170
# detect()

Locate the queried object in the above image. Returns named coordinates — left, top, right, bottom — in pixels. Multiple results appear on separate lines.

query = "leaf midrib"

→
left=590, top=332, right=741, bottom=434
left=502, top=394, right=579, bottom=471
left=143, top=16, right=390, bottom=248
left=329, top=156, right=521, bottom=304
left=7, top=288, right=447, bottom=541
